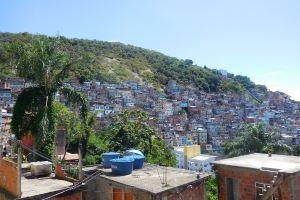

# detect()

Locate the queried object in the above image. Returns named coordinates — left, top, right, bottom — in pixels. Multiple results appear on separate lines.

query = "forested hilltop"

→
left=0, top=32, right=265, bottom=94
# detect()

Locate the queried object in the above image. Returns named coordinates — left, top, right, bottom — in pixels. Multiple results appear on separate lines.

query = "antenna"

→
left=157, top=166, right=169, bottom=187
left=162, top=166, right=166, bottom=185
left=165, top=166, right=168, bottom=185
left=162, top=166, right=168, bottom=186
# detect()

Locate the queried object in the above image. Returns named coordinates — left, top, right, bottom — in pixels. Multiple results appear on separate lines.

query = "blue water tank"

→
left=126, top=155, right=145, bottom=169
left=111, top=157, right=134, bottom=175
left=102, top=152, right=120, bottom=168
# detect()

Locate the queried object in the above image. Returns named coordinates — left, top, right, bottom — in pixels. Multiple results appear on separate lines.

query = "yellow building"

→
left=183, top=145, right=201, bottom=168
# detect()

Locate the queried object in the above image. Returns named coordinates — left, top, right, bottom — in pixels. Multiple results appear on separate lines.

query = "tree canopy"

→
left=85, top=110, right=176, bottom=167
left=224, top=123, right=292, bottom=157
left=0, top=32, right=263, bottom=94
left=7, top=36, right=88, bottom=157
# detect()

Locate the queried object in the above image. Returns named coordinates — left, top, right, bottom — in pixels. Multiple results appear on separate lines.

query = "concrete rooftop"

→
left=20, top=176, right=73, bottom=199
left=213, top=153, right=300, bottom=174
left=95, top=164, right=210, bottom=194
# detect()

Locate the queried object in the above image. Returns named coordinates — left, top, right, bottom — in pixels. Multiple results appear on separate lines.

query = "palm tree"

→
left=8, top=36, right=88, bottom=157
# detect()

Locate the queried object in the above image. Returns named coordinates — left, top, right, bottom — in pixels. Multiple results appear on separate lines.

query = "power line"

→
left=42, top=170, right=103, bottom=200
left=8, top=138, right=108, bottom=199
left=12, top=139, right=52, bottom=162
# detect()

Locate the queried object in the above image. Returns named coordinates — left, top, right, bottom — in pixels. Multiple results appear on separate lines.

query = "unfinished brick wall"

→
left=162, top=182, right=206, bottom=200
left=0, top=158, right=20, bottom=198
left=215, top=165, right=299, bottom=200
left=55, top=164, right=67, bottom=179
left=55, top=191, right=82, bottom=200
left=293, top=174, right=300, bottom=199
left=55, top=164, right=78, bottom=183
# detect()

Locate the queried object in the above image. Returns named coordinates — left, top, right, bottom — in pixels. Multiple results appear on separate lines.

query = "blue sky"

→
left=1, top=0, right=299, bottom=100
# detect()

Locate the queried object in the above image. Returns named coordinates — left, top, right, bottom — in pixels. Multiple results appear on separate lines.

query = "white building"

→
left=187, top=154, right=217, bottom=173
left=173, top=147, right=184, bottom=169
left=173, top=145, right=201, bottom=169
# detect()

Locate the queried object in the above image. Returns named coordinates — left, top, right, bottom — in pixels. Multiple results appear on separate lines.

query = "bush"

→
left=83, top=133, right=109, bottom=166
left=206, top=176, right=218, bottom=200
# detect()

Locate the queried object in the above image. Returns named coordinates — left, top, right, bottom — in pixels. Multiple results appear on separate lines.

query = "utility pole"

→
left=17, top=144, right=22, bottom=197
left=0, top=144, right=3, bottom=158
left=78, top=142, right=83, bottom=180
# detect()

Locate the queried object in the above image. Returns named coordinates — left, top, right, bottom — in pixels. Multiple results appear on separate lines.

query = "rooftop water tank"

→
left=110, top=157, right=134, bottom=175
left=102, top=152, right=120, bottom=168
left=30, top=161, right=52, bottom=177
left=125, top=154, right=145, bottom=169
left=124, top=149, right=144, bottom=156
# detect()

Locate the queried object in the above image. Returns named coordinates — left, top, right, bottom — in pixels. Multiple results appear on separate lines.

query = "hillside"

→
left=0, top=32, right=262, bottom=94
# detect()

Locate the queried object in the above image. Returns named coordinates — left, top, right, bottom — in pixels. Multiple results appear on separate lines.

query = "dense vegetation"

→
left=0, top=32, right=262, bottom=93
left=7, top=36, right=89, bottom=157
left=84, top=109, right=176, bottom=167
left=3, top=35, right=176, bottom=166
left=224, top=123, right=293, bottom=157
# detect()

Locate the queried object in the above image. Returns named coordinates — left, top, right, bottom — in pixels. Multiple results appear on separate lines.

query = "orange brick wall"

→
left=0, top=158, right=20, bottom=197
left=55, top=164, right=67, bottom=179
left=215, top=165, right=299, bottom=200
left=55, top=164, right=78, bottom=183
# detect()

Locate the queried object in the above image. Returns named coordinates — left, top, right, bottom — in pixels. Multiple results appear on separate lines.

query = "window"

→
left=226, top=177, right=238, bottom=200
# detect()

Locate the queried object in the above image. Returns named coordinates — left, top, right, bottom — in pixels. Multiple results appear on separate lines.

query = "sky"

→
left=0, top=0, right=299, bottom=100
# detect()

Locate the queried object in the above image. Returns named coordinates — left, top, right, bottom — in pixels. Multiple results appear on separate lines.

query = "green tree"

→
left=8, top=36, right=88, bottom=157
left=218, top=80, right=245, bottom=93
left=86, top=110, right=176, bottom=166
left=233, top=75, right=255, bottom=90
left=0, top=32, right=258, bottom=94
left=84, top=134, right=107, bottom=165
left=292, top=145, right=300, bottom=156
left=53, top=102, right=97, bottom=158
left=224, top=123, right=292, bottom=157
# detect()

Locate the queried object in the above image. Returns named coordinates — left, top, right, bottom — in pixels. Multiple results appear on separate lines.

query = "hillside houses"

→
left=0, top=78, right=300, bottom=154
left=63, top=80, right=300, bottom=153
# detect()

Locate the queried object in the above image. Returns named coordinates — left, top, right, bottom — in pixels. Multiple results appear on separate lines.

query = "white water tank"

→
left=30, top=161, right=52, bottom=177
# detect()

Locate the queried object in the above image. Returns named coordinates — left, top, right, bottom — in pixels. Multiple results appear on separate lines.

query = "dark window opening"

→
left=226, top=177, right=238, bottom=200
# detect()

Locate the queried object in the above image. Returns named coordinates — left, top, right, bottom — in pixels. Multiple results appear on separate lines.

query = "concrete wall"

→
left=0, top=158, right=20, bottom=198
left=85, top=176, right=206, bottom=200
left=215, top=165, right=300, bottom=200
left=84, top=177, right=149, bottom=200
left=154, top=182, right=206, bottom=200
